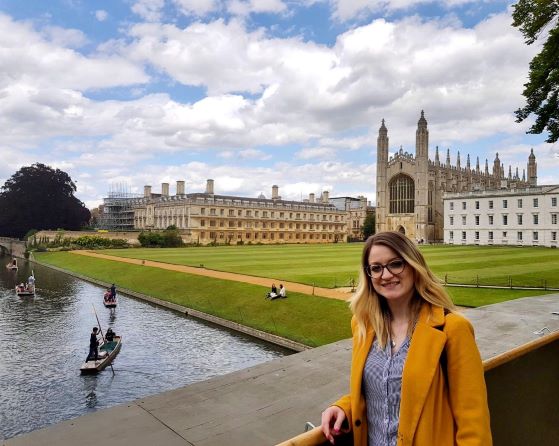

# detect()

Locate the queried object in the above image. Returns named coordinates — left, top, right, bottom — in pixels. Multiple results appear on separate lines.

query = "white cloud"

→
left=227, top=0, right=287, bottom=17
left=172, top=0, right=220, bottom=16
left=95, top=10, right=108, bottom=22
left=328, top=0, right=508, bottom=22
left=238, top=148, right=272, bottom=160
left=131, top=0, right=165, bottom=22
left=296, top=147, right=337, bottom=160
left=0, top=14, right=148, bottom=92
left=1, top=8, right=556, bottom=208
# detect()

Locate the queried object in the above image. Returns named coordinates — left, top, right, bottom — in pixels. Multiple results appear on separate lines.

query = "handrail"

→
left=276, top=327, right=559, bottom=446
left=275, top=426, right=327, bottom=446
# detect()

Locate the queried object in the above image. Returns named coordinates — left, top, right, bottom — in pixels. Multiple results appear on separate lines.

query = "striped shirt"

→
left=362, top=336, right=410, bottom=446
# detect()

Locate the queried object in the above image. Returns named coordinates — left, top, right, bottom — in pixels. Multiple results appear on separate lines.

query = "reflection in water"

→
left=0, top=255, right=289, bottom=440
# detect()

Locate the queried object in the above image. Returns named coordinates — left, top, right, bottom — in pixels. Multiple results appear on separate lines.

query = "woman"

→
left=321, top=231, right=491, bottom=445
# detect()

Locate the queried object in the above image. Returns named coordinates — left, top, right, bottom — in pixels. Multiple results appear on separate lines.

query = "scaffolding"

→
left=99, top=184, right=143, bottom=231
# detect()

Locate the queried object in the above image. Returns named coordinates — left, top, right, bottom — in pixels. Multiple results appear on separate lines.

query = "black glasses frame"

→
left=365, top=259, right=406, bottom=278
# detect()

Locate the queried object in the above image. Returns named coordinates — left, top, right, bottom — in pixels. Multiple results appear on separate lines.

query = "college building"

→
left=444, top=185, right=559, bottom=247
left=101, top=180, right=370, bottom=245
left=375, top=111, right=536, bottom=242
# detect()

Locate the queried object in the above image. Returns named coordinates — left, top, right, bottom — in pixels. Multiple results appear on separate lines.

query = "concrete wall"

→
left=485, top=338, right=559, bottom=445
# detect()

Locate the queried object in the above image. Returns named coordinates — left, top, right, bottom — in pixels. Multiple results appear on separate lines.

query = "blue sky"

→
left=0, top=0, right=556, bottom=208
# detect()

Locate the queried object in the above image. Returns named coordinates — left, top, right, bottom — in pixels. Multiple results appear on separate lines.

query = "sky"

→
left=0, top=0, right=557, bottom=209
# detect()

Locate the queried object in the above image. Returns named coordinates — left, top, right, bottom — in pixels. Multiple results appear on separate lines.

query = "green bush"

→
left=138, top=229, right=183, bottom=248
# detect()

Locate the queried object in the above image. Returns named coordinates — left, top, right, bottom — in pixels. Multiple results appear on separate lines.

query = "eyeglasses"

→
left=365, top=259, right=406, bottom=278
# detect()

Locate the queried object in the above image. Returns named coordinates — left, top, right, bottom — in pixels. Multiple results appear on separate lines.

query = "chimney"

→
left=272, top=185, right=279, bottom=200
left=161, top=182, right=169, bottom=196
left=176, top=180, right=185, bottom=195
left=322, top=191, right=330, bottom=203
left=144, top=185, right=152, bottom=198
left=206, top=179, right=214, bottom=194
left=309, top=193, right=315, bottom=203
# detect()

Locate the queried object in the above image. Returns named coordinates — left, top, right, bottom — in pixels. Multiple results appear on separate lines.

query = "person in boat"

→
left=104, top=290, right=111, bottom=302
left=110, top=283, right=117, bottom=300
left=105, top=328, right=115, bottom=342
left=86, top=327, right=100, bottom=362
left=27, top=275, right=35, bottom=291
left=320, top=232, right=491, bottom=446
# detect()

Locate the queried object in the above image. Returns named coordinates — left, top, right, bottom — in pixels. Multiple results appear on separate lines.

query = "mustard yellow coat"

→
left=334, top=304, right=492, bottom=446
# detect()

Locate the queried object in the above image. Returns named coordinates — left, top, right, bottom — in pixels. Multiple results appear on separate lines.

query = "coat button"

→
left=355, top=419, right=361, bottom=427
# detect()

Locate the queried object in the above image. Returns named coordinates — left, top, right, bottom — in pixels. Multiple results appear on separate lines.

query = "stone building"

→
left=329, top=196, right=370, bottom=240
left=132, top=180, right=356, bottom=245
left=375, top=111, right=537, bottom=242
left=444, top=186, right=559, bottom=248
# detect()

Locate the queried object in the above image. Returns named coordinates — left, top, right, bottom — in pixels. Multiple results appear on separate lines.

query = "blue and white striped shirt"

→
left=362, top=336, right=410, bottom=446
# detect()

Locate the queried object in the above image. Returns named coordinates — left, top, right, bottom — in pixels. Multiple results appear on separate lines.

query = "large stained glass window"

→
left=389, top=174, right=415, bottom=214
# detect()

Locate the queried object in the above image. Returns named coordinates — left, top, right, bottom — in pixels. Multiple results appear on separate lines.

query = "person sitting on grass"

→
left=279, top=284, right=287, bottom=298
left=266, top=283, right=278, bottom=299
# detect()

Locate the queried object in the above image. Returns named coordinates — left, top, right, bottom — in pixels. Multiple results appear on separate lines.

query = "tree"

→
left=362, top=212, right=376, bottom=239
left=512, top=0, right=559, bottom=143
left=0, top=163, right=91, bottom=238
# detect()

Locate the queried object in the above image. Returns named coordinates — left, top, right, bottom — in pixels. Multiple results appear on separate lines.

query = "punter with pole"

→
left=86, top=327, right=100, bottom=362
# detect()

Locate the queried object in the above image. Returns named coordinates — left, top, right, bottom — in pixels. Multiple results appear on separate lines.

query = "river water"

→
left=0, top=255, right=289, bottom=440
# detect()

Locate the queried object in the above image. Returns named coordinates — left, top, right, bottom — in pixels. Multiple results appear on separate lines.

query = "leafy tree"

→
left=0, top=163, right=91, bottom=238
left=362, top=212, right=376, bottom=239
left=512, top=0, right=559, bottom=143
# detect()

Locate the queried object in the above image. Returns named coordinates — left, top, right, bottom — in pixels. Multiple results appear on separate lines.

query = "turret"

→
left=415, top=110, right=429, bottom=241
left=476, top=156, right=480, bottom=173
left=415, top=110, right=429, bottom=159
left=376, top=119, right=389, bottom=234
left=527, top=148, right=537, bottom=186
left=493, top=153, right=501, bottom=178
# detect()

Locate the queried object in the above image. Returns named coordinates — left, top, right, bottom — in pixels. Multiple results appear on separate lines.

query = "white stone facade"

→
left=444, top=186, right=559, bottom=248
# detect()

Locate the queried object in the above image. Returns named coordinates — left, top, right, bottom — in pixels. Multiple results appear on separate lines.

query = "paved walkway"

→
left=71, top=250, right=351, bottom=301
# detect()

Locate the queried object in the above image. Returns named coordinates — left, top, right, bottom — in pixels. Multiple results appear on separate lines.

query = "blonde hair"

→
left=349, top=231, right=455, bottom=348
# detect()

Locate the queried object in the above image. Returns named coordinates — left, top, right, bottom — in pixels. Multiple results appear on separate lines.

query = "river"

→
left=0, top=255, right=289, bottom=440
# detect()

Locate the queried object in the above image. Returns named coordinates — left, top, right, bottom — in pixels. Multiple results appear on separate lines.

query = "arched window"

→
left=389, top=174, right=415, bottom=214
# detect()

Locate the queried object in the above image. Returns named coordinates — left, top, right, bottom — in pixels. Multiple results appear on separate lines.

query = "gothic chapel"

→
left=375, top=111, right=537, bottom=242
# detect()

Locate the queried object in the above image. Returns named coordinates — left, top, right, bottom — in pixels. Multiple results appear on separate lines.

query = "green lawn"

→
left=34, top=252, right=352, bottom=347
left=34, top=244, right=556, bottom=346
left=99, top=244, right=559, bottom=289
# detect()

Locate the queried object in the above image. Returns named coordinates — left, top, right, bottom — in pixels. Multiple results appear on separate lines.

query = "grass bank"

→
left=34, top=252, right=352, bottom=347
left=99, top=244, right=559, bottom=290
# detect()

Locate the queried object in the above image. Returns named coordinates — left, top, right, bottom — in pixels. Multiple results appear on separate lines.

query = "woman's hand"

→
left=321, top=406, right=348, bottom=444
